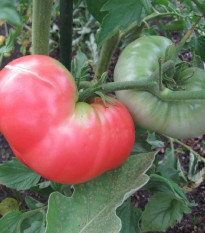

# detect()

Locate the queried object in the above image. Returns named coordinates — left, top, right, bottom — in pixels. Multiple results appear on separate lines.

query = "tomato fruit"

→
left=0, top=55, right=135, bottom=184
left=114, top=36, right=205, bottom=139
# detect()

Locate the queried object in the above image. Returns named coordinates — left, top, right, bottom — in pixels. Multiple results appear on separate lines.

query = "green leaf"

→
left=144, top=174, right=188, bottom=201
left=86, top=0, right=109, bottom=23
left=0, top=198, right=19, bottom=216
left=117, top=198, right=142, bottom=233
left=141, top=192, right=191, bottom=232
left=21, top=212, right=46, bottom=233
left=71, top=49, right=88, bottom=80
left=195, top=36, right=205, bottom=61
left=188, top=152, right=205, bottom=182
left=0, top=211, right=23, bottom=233
left=0, top=0, right=21, bottom=26
left=0, top=157, right=41, bottom=191
left=97, top=0, right=143, bottom=46
left=45, top=152, right=156, bottom=233
left=157, top=149, right=187, bottom=185
left=139, top=0, right=152, bottom=14
left=0, top=27, right=21, bottom=55
left=25, top=196, right=45, bottom=210
left=146, top=132, right=164, bottom=149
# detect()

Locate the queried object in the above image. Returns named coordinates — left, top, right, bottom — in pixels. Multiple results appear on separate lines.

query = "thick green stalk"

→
left=79, top=59, right=205, bottom=102
left=32, top=0, right=53, bottom=55
left=95, top=31, right=120, bottom=79
left=79, top=60, right=174, bottom=102
left=60, top=0, right=73, bottom=71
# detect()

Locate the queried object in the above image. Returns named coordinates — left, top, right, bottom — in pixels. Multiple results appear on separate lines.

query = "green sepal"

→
left=95, top=91, right=117, bottom=107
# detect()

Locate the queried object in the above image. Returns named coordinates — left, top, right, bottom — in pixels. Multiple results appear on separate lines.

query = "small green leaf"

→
left=146, top=132, right=164, bottom=149
left=95, top=91, right=117, bottom=107
left=0, top=157, right=41, bottom=191
left=0, top=198, right=19, bottom=216
left=0, top=0, right=21, bottom=26
left=141, top=192, right=191, bottom=232
left=86, top=0, right=109, bottom=23
left=25, top=196, right=45, bottom=210
left=0, top=211, right=23, bottom=233
left=117, top=198, right=142, bottom=233
left=46, top=153, right=156, bottom=233
left=97, top=0, right=143, bottom=46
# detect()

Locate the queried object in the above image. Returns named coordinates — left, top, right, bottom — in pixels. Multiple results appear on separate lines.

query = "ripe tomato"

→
left=0, top=55, right=135, bottom=184
left=114, top=36, right=205, bottom=139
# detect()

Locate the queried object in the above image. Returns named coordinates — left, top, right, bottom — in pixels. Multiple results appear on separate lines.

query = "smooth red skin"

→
left=0, top=55, right=135, bottom=184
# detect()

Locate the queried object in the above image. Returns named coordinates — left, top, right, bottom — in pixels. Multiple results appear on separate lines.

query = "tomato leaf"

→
left=45, top=152, right=156, bottom=233
left=0, top=0, right=21, bottom=26
left=141, top=174, right=192, bottom=232
left=157, top=149, right=187, bottom=185
left=0, top=211, right=23, bottom=233
left=97, top=0, right=143, bottom=47
left=117, top=198, right=142, bottom=233
left=86, top=0, right=109, bottom=23
left=0, top=158, right=40, bottom=191
left=141, top=192, right=191, bottom=232
left=195, top=35, right=205, bottom=62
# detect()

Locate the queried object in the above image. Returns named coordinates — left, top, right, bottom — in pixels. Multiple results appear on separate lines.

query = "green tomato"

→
left=114, top=36, right=205, bottom=139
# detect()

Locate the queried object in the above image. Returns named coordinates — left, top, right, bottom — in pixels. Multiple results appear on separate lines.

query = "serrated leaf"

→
left=117, top=198, right=142, bottom=233
left=139, top=0, right=152, bottom=14
left=157, top=150, right=187, bottom=185
left=144, top=174, right=189, bottom=202
left=86, top=0, right=108, bottom=23
left=0, top=211, right=23, bottom=233
left=146, top=132, right=164, bottom=149
left=0, top=0, right=21, bottom=26
left=98, top=0, right=143, bottom=46
left=141, top=192, right=191, bottom=232
left=45, top=153, right=155, bottom=233
left=0, top=157, right=40, bottom=191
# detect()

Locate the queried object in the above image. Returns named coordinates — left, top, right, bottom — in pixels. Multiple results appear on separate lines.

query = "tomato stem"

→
left=95, top=32, right=120, bottom=80
left=175, top=17, right=201, bottom=59
left=32, top=0, right=53, bottom=55
left=78, top=60, right=175, bottom=102
left=158, top=57, right=163, bottom=91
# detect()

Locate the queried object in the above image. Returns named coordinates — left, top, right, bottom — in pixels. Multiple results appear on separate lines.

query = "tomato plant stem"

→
left=32, top=0, right=53, bottom=55
left=95, top=32, right=120, bottom=80
left=60, top=0, right=73, bottom=71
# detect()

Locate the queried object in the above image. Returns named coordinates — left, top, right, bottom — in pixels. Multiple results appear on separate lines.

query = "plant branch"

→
left=32, top=0, right=53, bottom=55
left=78, top=60, right=174, bottom=102
left=95, top=31, right=120, bottom=80
left=60, top=0, right=73, bottom=71
left=165, top=135, right=205, bottom=163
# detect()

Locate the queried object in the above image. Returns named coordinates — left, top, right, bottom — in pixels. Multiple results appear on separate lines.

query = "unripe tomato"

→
left=114, top=36, right=205, bottom=139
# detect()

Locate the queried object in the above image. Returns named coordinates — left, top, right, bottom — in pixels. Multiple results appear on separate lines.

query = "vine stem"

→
left=165, top=135, right=205, bottom=163
left=95, top=31, right=120, bottom=80
left=32, top=0, right=53, bottom=55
